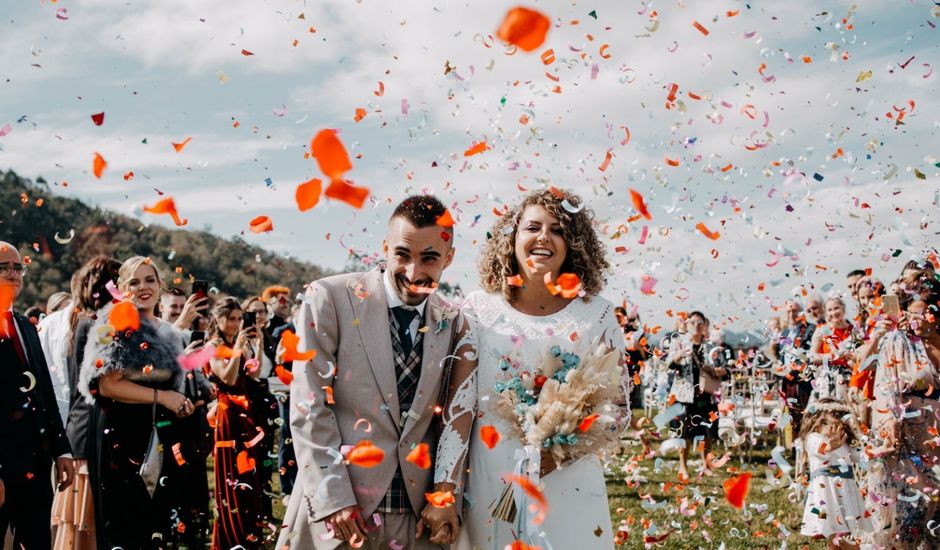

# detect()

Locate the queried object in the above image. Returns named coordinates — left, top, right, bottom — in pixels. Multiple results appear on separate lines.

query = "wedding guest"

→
left=773, top=299, right=816, bottom=437
left=79, top=256, right=195, bottom=550
left=24, top=305, right=44, bottom=325
left=809, top=297, right=856, bottom=402
left=46, top=291, right=72, bottom=314
left=160, top=286, right=209, bottom=338
left=0, top=241, right=73, bottom=550
left=805, top=294, right=826, bottom=326
left=868, top=271, right=940, bottom=549
left=240, top=296, right=279, bottom=520
left=846, top=269, right=866, bottom=303
left=52, top=256, right=120, bottom=550
left=38, top=272, right=82, bottom=425
left=208, top=297, right=267, bottom=549
left=260, top=285, right=291, bottom=365
left=799, top=398, right=871, bottom=548
left=667, top=311, right=726, bottom=479
left=621, top=308, right=649, bottom=409
left=848, top=277, right=885, bottom=424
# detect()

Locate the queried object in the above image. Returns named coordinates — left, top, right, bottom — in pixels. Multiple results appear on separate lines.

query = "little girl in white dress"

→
left=799, top=398, right=872, bottom=549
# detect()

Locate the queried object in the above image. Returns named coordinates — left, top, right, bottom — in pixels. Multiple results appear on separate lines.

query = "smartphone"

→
left=192, top=280, right=209, bottom=299
left=883, top=294, right=901, bottom=318
left=242, top=311, right=257, bottom=326
left=190, top=330, right=206, bottom=344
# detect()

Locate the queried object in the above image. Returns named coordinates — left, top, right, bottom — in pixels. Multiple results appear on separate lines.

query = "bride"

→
left=426, top=189, right=628, bottom=549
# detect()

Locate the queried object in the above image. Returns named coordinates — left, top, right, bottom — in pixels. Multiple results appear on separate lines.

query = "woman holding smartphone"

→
left=207, top=297, right=267, bottom=549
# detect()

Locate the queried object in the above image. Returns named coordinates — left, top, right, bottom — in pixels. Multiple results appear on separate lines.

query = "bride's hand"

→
left=539, top=449, right=558, bottom=477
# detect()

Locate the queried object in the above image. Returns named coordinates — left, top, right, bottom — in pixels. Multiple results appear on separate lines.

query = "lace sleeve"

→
left=434, top=314, right=478, bottom=489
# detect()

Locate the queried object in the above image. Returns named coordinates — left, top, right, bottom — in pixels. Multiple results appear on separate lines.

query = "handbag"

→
left=139, top=395, right=163, bottom=498
left=670, top=375, right=695, bottom=404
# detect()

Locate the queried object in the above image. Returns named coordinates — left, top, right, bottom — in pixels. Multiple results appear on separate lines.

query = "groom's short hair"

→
left=390, top=195, right=452, bottom=235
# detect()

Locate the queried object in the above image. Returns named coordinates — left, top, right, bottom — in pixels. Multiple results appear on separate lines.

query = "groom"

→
left=277, top=195, right=461, bottom=549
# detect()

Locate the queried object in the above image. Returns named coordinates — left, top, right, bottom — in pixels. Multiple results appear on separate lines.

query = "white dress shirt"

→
left=382, top=269, right=426, bottom=345
left=37, top=302, right=73, bottom=425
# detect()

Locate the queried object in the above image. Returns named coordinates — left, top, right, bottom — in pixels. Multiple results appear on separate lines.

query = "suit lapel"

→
left=351, top=268, right=401, bottom=430
left=401, top=294, right=452, bottom=438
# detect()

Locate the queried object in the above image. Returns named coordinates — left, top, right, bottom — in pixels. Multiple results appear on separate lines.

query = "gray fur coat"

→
left=79, top=302, right=185, bottom=404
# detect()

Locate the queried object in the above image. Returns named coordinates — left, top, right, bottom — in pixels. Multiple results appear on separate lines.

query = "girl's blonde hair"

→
left=118, top=256, right=164, bottom=293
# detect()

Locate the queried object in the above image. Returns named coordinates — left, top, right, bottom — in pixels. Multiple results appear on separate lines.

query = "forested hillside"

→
left=0, top=170, right=331, bottom=308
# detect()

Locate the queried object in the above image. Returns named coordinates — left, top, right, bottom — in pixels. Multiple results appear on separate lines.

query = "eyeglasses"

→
left=0, top=263, right=27, bottom=276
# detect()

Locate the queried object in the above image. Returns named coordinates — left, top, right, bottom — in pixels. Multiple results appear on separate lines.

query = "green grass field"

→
left=209, top=414, right=823, bottom=549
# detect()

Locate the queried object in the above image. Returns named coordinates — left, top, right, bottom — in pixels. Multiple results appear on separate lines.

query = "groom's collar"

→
left=382, top=268, right=427, bottom=317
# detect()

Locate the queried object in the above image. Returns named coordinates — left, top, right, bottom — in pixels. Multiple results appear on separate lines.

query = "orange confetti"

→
left=463, top=141, right=488, bottom=157
left=598, top=149, right=613, bottom=172
left=310, top=129, right=353, bottom=180
left=92, top=152, right=107, bottom=179
left=664, top=155, right=680, bottom=167
left=508, top=542, right=542, bottom=550
left=480, top=425, right=501, bottom=449
left=692, top=20, right=709, bottom=35
left=374, top=81, right=385, bottom=97
left=280, top=329, right=317, bottom=362
left=236, top=450, right=256, bottom=474
left=435, top=209, right=455, bottom=228
left=249, top=215, right=273, bottom=234
left=540, top=49, right=555, bottom=65
left=322, top=386, right=335, bottom=405
left=506, top=275, right=524, bottom=288
left=123, top=171, right=134, bottom=181
left=347, top=440, right=385, bottom=468
left=406, top=443, right=431, bottom=469
left=723, top=472, right=752, bottom=509
left=171, top=137, right=192, bottom=152
left=324, top=179, right=370, bottom=209
left=425, top=490, right=456, bottom=508
left=545, top=272, right=582, bottom=299
left=240, top=49, right=254, bottom=56
left=726, top=10, right=740, bottom=17
left=274, top=365, right=294, bottom=386
left=143, top=197, right=188, bottom=226
left=578, top=413, right=600, bottom=432
left=496, top=7, right=550, bottom=52
left=353, top=108, right=367, bottom=122
left=695, top=222, right=721, bottom=240
left=295, top=178, right=322, bottom=212
left=599, top=43, right=611, bottom=59
left=506, top=474, right=548, bottom=524
left=629, top=188, right=652, bottom=220
left=109, top=301, right=140, bottom=332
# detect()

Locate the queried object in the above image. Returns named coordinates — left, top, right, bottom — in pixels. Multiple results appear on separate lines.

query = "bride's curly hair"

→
left=478, top=188, right=610, bottom=303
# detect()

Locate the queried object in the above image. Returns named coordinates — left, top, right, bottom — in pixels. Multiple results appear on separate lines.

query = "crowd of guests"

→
left=0, top=239, right=300, bottom=549
left=623, top=255, right=940, bottom=549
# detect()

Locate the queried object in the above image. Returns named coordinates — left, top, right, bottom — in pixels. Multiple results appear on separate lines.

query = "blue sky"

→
left=1, top=0, right=937, bottom=333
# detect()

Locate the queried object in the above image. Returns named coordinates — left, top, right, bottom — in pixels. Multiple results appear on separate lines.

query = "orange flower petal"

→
left=506, top=474, right=548, bottom=524
left=295, top=177, right=322, bottom=212
left=347, top=440, right=385, bottom=468
left=629, top=188, right=652, bottom=220
left=236, top=450, right=256, bottom=474
left=310, top=129, right=352, bottom=180
left=274, top=365, right=294, bottom=386
left=280, top=329, right=316, bottom=362
left=324, top=179, right=369, bottom=209
left=578, top=413, right=600, bottom=432
left=406, top=443, right=431, bottom=469
left=109, top=301, right=140, bottom=332
left=463, top=141, right=488, bottom=157
left=171, top=137, right=192, bottom=152
left=435, top=209, right=455, bottom=228
left=480, top=425, right=501, bottom=449
left=695, top=222, right=721, bottom=240
left=93, top=152, right=107, bottom=179
left=723, top=472, right=752, bottom=509
left=143, top=197, right=188, bottom=226
left=249, top=215, right=273, bottom=234
left=425, top=490, right=456, bottom=508
left=496, top=7, right=551, bottom=52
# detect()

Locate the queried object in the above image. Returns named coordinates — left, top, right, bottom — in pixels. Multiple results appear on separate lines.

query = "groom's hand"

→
left=326, top=505, right=367, bottom=543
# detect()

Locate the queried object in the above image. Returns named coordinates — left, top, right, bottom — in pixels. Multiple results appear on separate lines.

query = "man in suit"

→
left=278, top=196, right=460, bottom=549
left=0, top=241, right=73, bottom=550
left=773, top=299, right=816, bottom=438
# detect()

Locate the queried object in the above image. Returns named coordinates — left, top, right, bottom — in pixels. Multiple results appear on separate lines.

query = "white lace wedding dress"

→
left=435, top=290, right=627, bottom=550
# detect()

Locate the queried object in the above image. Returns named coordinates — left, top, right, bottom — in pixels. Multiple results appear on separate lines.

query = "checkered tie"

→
left=391, top=306, right=418, bottom=356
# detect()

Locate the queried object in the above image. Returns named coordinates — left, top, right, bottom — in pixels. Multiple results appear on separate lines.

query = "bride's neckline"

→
left=499, top=294, right=579, bottom=318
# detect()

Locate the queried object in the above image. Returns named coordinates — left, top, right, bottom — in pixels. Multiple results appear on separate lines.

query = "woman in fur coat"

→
left=79, top=256, right=197, bottom=549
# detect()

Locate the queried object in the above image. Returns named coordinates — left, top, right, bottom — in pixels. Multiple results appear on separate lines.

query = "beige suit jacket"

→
left=278, top=268, right=459, bottom=548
